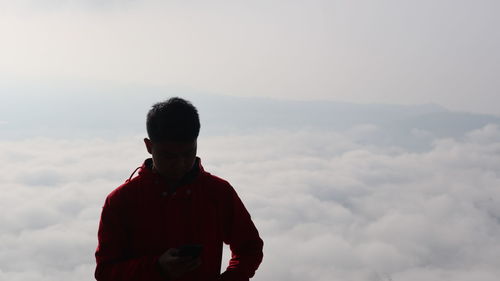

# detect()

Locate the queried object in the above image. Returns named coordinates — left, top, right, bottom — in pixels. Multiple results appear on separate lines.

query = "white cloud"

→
left=1, top=125, right=500, bottom=280
left=0, top=137, right=146, bottom=280
left=201, top=127, right=500, bottom=281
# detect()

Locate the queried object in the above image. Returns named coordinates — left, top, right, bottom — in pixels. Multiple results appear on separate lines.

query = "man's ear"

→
left=144, top=138, right=153, bottom=154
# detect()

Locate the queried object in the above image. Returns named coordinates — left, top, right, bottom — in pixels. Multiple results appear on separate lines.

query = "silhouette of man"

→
left=95, top=97, right=263, bottom=281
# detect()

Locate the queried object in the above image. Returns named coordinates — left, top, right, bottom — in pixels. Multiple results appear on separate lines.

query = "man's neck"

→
left=150, top=158, right=200, bottom=192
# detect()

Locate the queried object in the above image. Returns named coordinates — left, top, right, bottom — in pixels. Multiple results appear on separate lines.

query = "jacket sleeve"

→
left=95, top=195, right=165, bottom=281
left=221, top=185, right=264, bottom=281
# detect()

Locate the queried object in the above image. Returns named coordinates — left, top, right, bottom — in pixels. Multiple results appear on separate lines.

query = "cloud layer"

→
left=1, top=125, right=500, bottom=280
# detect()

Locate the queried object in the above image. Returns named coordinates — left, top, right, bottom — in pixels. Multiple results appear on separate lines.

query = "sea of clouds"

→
left=1, top=123, right=499, bottom=281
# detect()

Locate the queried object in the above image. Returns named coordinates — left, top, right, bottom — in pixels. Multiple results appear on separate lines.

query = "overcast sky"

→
left=1, top=1, right=500, bottom=281
left=1, top=0, right=499, bottom=115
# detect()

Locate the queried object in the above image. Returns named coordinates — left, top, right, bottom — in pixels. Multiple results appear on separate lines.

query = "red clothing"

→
left=95, top=158, right=263, bottom=281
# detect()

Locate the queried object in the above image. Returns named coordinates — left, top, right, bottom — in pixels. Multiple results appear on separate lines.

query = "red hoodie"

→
left=95, top=158, right=263, bottom=281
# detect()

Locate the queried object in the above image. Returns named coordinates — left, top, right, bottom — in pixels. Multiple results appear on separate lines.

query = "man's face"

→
left=144, top=138, right=197, bottom=182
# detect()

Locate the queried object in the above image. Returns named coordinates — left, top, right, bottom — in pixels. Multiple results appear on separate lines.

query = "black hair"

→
left=146, top=97, right=200, bottom=142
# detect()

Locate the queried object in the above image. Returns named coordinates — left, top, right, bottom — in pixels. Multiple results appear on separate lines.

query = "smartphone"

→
left=177, top=244, right=203, bottom=258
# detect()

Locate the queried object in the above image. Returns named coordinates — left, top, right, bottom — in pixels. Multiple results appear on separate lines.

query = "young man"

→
left=95, top=98, right=264, bottom=281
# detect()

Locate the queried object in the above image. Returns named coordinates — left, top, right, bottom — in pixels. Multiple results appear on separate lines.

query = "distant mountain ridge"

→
left=2, top=91, right=499, bottom=151
left=194, top=96, right=500, bottom=151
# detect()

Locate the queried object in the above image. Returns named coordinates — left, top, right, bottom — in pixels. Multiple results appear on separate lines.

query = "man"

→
left=95, top=97, right=264, bottom=281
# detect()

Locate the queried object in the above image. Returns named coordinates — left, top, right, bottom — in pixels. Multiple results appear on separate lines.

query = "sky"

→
left=0, top=0, right=499, bottom=115
left=1, top=1, right=500, bottom=281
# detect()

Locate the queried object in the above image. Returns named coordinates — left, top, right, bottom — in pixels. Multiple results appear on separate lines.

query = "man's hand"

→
left=158, top=248, right=201, bottom=280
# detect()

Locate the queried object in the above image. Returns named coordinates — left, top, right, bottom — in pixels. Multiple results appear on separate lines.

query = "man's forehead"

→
left=154, top=140, right=197, bottom=152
